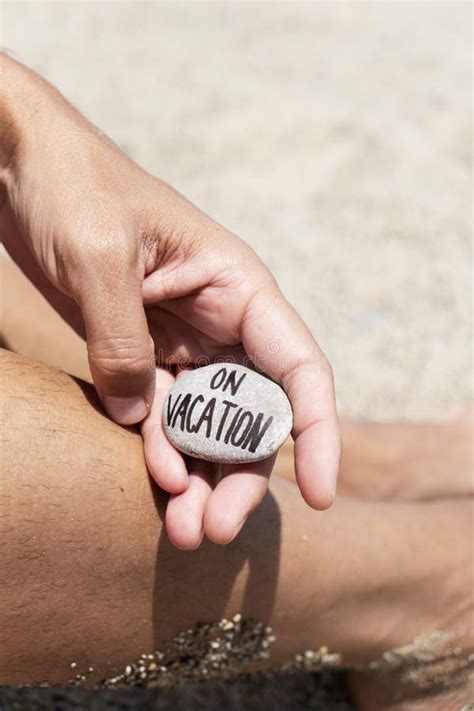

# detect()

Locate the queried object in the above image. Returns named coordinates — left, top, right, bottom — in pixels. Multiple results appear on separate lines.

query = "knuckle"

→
left=89, top=339, right=154, bottom=380
left=79, top=238, right=114, bottom=264
left=61, top=228, right=139, bottom=299
left=64, top=222, right=136, bottom=272
left=79, top=233, right=130, bottom=266
left=317, top=354, right=335, bottom=381
left=284, top=355, right=334, bottom=386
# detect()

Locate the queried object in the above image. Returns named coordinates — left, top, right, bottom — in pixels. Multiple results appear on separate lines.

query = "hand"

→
left=0, top=55, right=341, bottom=546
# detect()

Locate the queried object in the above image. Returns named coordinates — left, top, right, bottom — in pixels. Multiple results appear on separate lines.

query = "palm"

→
left=145, top=298, right=247, bottom=369
left=142, top=280, right=278, bottom=549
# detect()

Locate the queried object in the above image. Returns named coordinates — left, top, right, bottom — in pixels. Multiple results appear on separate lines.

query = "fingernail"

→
left=103, top=396, right=149, bottom=425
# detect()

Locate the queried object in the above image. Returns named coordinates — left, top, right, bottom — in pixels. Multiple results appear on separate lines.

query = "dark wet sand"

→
left=0, top=671, right=354, bottom=710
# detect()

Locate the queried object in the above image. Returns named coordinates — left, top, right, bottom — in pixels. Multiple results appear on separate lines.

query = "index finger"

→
left=241, top=287, right=340, bottom=509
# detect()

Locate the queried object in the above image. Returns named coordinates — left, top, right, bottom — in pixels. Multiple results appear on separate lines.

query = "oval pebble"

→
left=162, top=363, right=293, bottom=464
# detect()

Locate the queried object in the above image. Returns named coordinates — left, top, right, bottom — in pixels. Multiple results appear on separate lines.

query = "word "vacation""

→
left=165, top=367, right=274, bottom=453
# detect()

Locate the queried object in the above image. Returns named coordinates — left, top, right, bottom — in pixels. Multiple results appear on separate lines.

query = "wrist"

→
left=0, top=54, right=72, bottom=186
left=0, top=54, right=25, bottom=179
left=0, top=55, right=48, bottom=190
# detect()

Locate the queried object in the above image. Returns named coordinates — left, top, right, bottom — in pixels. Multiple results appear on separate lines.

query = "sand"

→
left=2, top=1, right=471, bottom=421
left=0, top=2, right=471, bottom=708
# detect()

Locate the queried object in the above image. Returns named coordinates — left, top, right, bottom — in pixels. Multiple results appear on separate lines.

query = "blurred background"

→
left=2, top=1, right=472, bottom=420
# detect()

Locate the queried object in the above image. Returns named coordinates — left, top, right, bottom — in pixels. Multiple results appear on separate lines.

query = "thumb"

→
left=79, top=269, right=156, bottom=426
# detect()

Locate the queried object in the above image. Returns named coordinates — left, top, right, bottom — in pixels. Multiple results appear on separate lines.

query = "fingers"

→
left=289, top=369, right=340, bottom=509
left=142, top=368, right=189, bottom=495
left=4, top=216, right=155, bottom=423
left=203, top=456, right=275, bottom=545
left=241, top=288, right=341, bottom=510
left=77, top=262, right=155, bottom=425
left=164, top=455, right=274, bottom=549
left=165, top=459, right=214, bottom=550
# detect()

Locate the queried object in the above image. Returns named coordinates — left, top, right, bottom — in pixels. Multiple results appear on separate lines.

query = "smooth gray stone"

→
left=162, top=363, right=293, bottom=464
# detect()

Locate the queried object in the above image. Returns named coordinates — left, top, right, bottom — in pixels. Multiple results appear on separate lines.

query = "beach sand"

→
left=1, top=2, right=471, bottom=708
left=2, top=1, right=470, bottom=421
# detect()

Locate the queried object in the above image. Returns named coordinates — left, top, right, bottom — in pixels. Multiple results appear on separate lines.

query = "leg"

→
left=275, top=409, right=474, bottom=502
left=0, top=256, right=90, bottom=381
left=336, top=414, right=473, bottom=501
left=1, top=349, right=472, bottom=711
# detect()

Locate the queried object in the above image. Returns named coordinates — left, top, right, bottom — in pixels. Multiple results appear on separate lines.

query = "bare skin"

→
left=1, top=260, right=473, bottom=709
left=276, top=411, right=474, bottom=503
